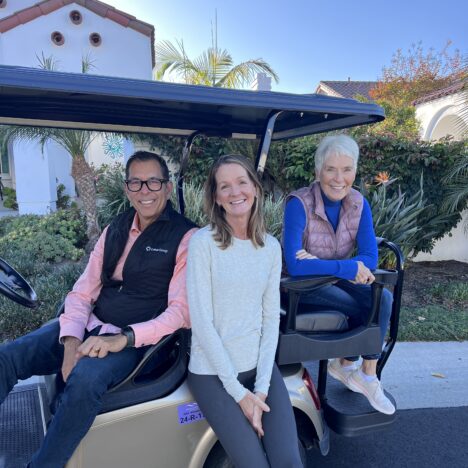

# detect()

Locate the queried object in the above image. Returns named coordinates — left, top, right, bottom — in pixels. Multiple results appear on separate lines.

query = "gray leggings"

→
left=188, top=364, right=303, bottom=468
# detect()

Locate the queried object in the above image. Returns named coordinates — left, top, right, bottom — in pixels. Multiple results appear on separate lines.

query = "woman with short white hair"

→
left=283, top=134, right=395, bottom=415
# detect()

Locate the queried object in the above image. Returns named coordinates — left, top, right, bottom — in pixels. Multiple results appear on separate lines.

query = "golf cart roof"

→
left=0, top=65, right=384, bottom=140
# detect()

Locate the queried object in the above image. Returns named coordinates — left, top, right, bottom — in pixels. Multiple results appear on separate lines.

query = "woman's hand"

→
left=353, top=261, right=375, bottom=285
left=295, top=249, right=318, bottom=260
left=251, top=392, right=268, bottom=437
left=238, top=390, right=270, bottom=437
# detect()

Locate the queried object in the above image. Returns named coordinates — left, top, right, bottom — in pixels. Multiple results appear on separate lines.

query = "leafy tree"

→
left=155, top=39, right=278, bottom=88
left=366, top=41, right=464, bottom=138
left=371, top=41, right=463, bottom=106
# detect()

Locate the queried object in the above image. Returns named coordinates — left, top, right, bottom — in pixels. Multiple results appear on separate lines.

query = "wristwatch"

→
left=121, top=326, right=135, bottom=348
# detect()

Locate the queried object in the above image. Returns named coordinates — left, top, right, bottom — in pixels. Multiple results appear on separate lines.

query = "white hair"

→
left=315, top=134, right=359, bottom=173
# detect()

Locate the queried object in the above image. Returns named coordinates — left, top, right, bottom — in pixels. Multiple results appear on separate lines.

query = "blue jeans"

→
left=300, top=280, right=393, bottom=361
left=0, top=320, right=144, bottom=467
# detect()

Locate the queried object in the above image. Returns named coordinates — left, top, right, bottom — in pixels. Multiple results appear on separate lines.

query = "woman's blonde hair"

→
left=204, top=154, right=266, bottom=249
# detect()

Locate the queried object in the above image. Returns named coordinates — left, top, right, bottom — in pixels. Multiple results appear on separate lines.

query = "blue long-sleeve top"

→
left=283, top=192, right=378, bottom=280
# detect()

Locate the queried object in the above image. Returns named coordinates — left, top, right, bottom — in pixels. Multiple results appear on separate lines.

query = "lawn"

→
left=398, top=261, right=468, bottom=341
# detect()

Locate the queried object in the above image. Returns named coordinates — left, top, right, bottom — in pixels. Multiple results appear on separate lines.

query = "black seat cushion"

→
left=280, top=301, right=349, bottom=331
left=295, top=310, right=348, bottom=332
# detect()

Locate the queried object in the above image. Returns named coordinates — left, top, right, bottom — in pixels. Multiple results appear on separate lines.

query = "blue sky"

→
left=111, top=0, right=467, bottom=94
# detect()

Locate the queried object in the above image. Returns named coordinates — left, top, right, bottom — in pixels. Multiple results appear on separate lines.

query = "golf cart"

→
left=0, top=65, right=404, bottom=468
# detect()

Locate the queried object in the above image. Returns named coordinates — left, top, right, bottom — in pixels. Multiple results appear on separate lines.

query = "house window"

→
left=1, top=151, right=10, bottom=175
left=51, top=31, right=65, bottom=46
left=70, top=10, right=83, bottom=25
left=89, top=33, right=102, bottom=47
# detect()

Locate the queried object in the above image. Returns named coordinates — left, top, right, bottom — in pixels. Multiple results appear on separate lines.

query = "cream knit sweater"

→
left=187, top=226, right=282, bottom=402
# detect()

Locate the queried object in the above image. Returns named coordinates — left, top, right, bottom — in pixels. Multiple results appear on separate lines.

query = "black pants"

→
left=188, top=364, right=303, bottom=468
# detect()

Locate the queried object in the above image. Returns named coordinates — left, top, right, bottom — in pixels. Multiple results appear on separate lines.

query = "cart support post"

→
left=255, top=111, right=282, bottom=176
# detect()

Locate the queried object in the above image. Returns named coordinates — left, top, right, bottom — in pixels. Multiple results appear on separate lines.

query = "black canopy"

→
left=0, top=65, right=384, bottom=139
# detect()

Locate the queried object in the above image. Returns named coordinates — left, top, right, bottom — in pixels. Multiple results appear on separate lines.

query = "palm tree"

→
left=0, top=127, right=100, bottom=245
left=155, top=39, right=278, bottom=88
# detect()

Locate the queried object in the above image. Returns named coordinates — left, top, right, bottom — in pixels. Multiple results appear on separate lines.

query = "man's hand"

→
left=353, top=261, right=375, bottom=285
left=62, top=336, right=82, bottom=382
left=76, top=334, right=128, bottom=359
left=238, top=390, right=270, bottom=437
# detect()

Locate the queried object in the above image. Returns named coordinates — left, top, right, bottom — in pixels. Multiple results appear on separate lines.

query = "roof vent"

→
left=89, top=33, right=102, bottom=47
left=0, top=0, right=7, bottom=8
left=51, top=31, right=65, bottom=46
left=70, top=10, right=83, bottom=25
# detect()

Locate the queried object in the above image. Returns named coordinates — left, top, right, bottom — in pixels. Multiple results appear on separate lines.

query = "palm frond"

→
left=218, top=58, right=279, bottom=88
left=82, top=51, right=97, bottom=74
left=155, top=38, right=279, bottom=89
left=155, top=39, right=200, bottom=83
left=0, top=126, right=95, bottom=157
left=36, top=52, right=59, bottom=71
left=441, top=152, right=468, bottom=211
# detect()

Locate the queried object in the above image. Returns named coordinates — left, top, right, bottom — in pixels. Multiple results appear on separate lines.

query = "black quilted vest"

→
left=93, top=202, right=196, bottom=328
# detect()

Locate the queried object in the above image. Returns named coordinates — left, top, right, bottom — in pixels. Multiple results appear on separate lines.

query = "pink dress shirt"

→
left=59, top=213, right=196, bottom=348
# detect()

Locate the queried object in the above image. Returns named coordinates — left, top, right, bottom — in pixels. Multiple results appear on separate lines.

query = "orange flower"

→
left=375, top=171, right=391, bottom=186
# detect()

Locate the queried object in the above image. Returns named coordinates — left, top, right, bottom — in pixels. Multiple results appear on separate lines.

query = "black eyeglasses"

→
left=125, top=178, right=169, bottom=192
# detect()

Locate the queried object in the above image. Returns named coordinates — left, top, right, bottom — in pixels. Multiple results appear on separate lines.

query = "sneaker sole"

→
left=347, top=377, right=395, bottom=415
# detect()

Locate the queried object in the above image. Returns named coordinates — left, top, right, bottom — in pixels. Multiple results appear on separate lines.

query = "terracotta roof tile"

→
left=0, top=14, right=20, bottom=33
left=39, top=0, right=65, bottom=15
left=106, top=9, right=130, bottom=28
left=83, top=0, right=107, bottom=17
left=413, top=80, right=466, bottom=105
left=316, top=81, right=377, bottom=100
left=128, top=19, right=152, bottom=37
left=17, top=6, right=43, bottom=24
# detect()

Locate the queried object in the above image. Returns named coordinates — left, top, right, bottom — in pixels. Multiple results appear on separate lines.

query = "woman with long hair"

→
left=187, top=155, right=303, bottom=467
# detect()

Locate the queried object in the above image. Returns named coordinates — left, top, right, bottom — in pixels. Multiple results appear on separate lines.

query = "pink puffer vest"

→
left=287, top=181, right=364, bottom=259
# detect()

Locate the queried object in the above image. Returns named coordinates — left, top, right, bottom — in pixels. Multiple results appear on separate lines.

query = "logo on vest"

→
left=146, top=246, right=168, bottom=253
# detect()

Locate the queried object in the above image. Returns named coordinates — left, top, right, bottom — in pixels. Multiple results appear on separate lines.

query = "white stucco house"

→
left=0, top=0, right=155, bottom=214
left=412, top=80, right=468, bottom=263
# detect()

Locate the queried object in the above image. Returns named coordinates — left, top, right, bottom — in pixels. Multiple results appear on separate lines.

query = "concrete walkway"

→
left=381, top=341, right=468, bottom=409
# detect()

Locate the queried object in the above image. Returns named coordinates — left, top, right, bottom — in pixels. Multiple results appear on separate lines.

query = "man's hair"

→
left=204, top=154, right=265, bottom=249
left=125, top=151, right=170, bottom=180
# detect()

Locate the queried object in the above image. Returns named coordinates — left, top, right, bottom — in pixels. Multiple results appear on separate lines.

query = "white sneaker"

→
left=347, top=371, right=396, bottom=415
left=327, top=359, right=357, bottom=389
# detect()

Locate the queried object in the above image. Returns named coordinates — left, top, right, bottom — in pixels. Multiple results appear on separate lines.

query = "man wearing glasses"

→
left=0, top=151, right=197, bottom=467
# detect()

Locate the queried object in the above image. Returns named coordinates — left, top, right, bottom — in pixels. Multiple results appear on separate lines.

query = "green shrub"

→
left=0, top=209, right=86, bottom=263
left=96, top=162, right=130, bottom=227
left=56, top=183, right=71, bottom=209
left=2, top=187, right=18, bottom=210
left=0, top=260, right=85, bottom=341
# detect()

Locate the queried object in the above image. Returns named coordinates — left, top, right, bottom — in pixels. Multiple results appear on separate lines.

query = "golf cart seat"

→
left=49, top=304, right=189, bottom=415
left=276, top=238, right=402, bottom=366
left=99, top=329, right=189, bottom=414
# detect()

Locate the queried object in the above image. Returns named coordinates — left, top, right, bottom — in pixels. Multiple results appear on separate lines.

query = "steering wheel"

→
left=0, top=258, right=38, bottom=308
